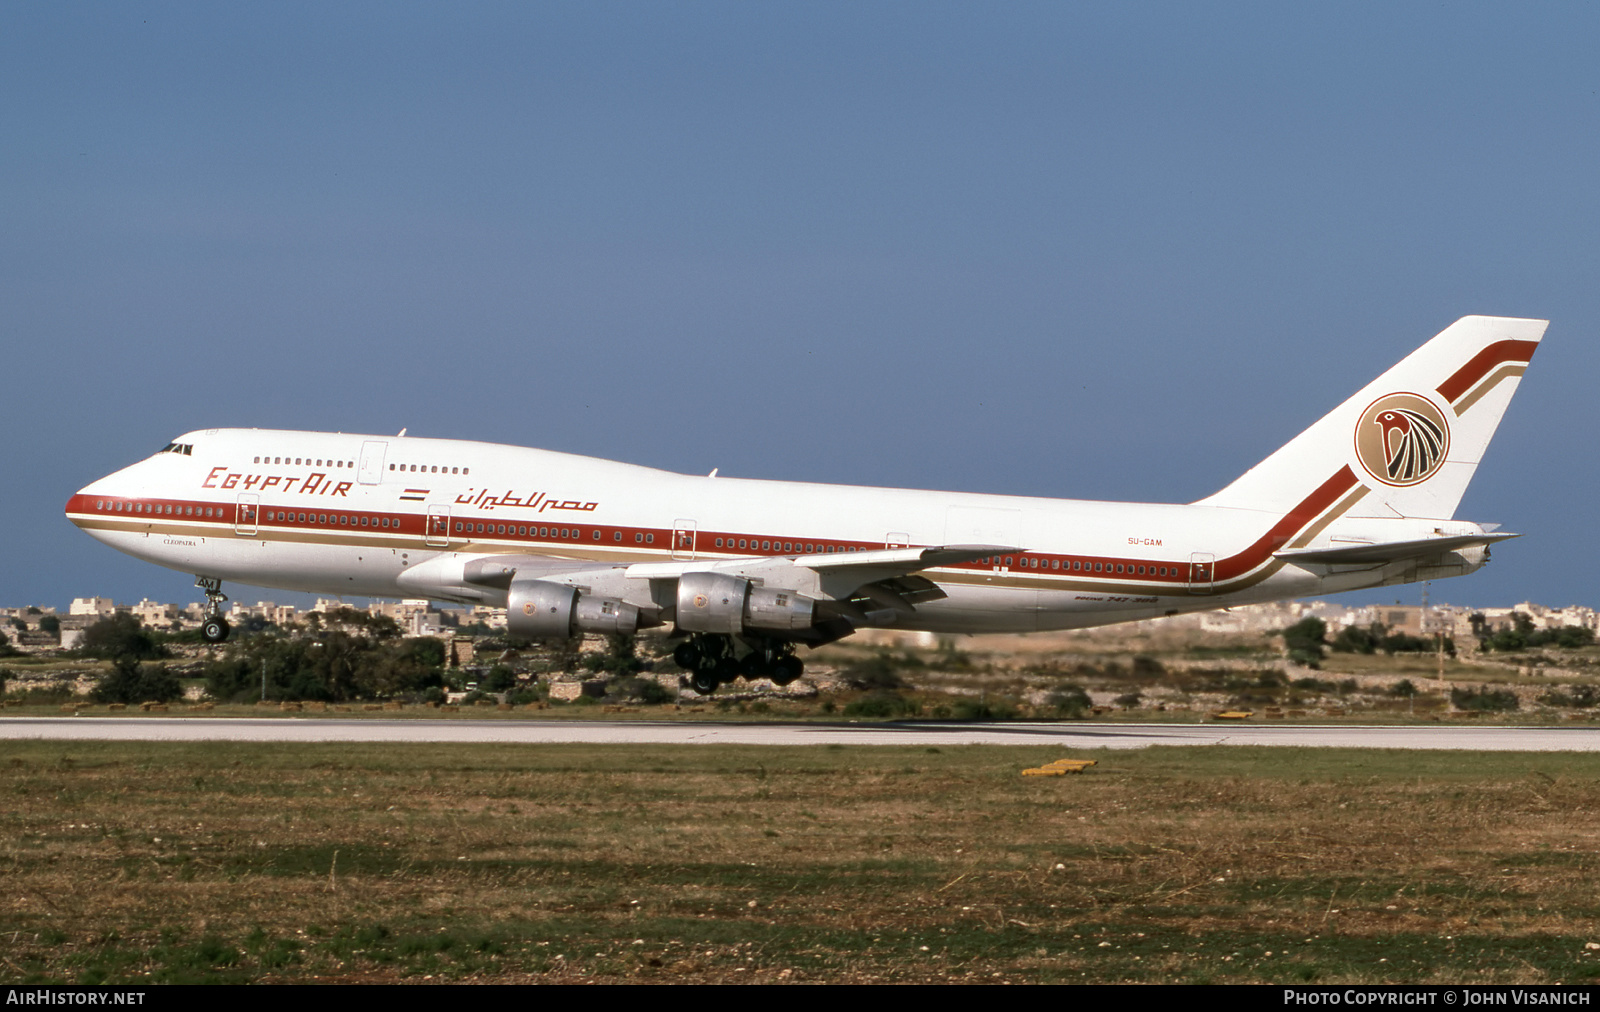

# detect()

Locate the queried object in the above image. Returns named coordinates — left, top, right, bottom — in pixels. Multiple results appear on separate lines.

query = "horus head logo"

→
left=1355, top=393, right=1450, bottom=487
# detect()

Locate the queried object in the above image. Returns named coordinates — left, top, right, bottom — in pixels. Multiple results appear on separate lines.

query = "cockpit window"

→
left=158, top=443, right=194, bottom=456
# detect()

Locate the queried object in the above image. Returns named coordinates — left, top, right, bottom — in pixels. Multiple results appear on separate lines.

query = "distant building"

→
left=69, top=597, right=116, bottom=619
left=230, top=601, right=300, bottom=626
left=132, top=599, right=178, bottom=627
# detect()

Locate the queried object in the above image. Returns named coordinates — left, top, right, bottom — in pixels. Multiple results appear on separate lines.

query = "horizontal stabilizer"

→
left=1274, top=533, right=1517, bottom=565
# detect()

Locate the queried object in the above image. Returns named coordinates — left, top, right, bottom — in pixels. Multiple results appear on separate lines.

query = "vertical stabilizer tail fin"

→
left=1195, top=316, right=1546, bottom=519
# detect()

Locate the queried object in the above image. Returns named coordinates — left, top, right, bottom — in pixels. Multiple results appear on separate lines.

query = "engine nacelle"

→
left=507, top=578, right=639, bottom=640
left=676, top=572, right=816, bottom=634
left=676, top=572, right=750, bottom=633
left=744, top=586, right=815, bottom=631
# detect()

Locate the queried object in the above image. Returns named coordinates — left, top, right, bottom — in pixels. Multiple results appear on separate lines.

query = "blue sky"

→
left=4, top=2, right=1595, bottom=613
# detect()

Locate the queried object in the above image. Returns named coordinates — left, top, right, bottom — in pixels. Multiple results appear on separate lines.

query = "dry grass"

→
left=6, top=742, right=1600, bottom=983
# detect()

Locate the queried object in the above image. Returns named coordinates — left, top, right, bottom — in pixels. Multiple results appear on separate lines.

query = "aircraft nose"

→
left=65, top=487, right=96, bottom=528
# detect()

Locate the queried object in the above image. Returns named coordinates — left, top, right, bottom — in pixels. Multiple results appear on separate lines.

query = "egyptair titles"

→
left=201, top=467, right=353, bottom=497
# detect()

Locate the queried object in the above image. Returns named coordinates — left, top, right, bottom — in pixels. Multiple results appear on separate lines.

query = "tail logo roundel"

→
left=1355, top=393, right=1450, bottom=486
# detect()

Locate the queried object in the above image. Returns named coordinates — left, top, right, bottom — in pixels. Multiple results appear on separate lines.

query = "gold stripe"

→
left=1451, top=364, right=1525, bottom=416
left=70, top=514, right=686, bottom=562
left=1285, top=486, right=1369, bottom=550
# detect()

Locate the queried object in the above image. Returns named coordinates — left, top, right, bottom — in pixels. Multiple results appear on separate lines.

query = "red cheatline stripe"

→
left=64, top=468, right=1359, bottom=592
left=1436, top=340, right=1539, bottom=404
left=1212, top=466, right=1359, bottom=583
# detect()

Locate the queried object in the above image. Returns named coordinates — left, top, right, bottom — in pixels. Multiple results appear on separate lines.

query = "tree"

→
left=80, top=614, right=165, bottom=661
left=92, top=658, right=182, bottom=704
left=1331, top=623, right=1382, bottom=655
left=1281, top=617, right=1327, bottom=668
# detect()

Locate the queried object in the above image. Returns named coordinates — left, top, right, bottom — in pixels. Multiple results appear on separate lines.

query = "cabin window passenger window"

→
left=645, top=533, right=654, bottom=543
left=635, top=533, right=643, bottom=543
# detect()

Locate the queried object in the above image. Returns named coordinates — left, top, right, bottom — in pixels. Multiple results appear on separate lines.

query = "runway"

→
left=4, top=716, right=1600, bottom=750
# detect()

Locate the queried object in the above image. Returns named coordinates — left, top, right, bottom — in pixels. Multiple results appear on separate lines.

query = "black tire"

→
left=690, top=671, right=719, bottom=695
left=201, top=617, right=229, bottom=644
left=771, top=655, right=803, bottom=686
left=674, top=641, right=701, bottom=670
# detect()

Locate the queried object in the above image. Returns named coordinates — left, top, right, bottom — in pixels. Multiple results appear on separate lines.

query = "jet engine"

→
left=506, top=578, right=640, bottom=640
left=675, top=572, right=815, bottom=634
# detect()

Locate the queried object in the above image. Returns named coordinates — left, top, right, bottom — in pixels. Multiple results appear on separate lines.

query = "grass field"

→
left=5, top=740, right=1600, bottom=984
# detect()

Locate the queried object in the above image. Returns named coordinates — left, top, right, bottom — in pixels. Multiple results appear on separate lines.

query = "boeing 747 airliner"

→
left=66, top=316, right=1545, bottom=693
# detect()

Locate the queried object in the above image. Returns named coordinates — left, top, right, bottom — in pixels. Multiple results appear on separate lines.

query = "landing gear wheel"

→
left=674, top=641, right=700, bottom=670
left=771, top=655, right=803, bottom=686
left=195, top=575, right=230, bottom=643
left=690, top=671, right=719, bottom=695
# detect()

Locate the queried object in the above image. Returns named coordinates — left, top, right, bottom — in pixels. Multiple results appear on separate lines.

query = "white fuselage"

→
left=65, top=428, right=1480, bottom=634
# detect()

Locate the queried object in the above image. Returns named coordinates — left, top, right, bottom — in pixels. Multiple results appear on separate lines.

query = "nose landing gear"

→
left=196, top=576, right=231, bottom=644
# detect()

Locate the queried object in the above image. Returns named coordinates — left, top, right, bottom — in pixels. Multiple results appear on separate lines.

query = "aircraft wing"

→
left=626, top=544, right=1015, bottom=598
left=624, top=543, right=1020, bottom=635
left=1273, top=533, right=1518, bottom=566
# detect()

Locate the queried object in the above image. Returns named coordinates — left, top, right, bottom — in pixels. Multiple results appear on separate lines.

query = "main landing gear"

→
left=674, top=634, right=804, bottom=696
left=196, top=576, right=231, bottom=644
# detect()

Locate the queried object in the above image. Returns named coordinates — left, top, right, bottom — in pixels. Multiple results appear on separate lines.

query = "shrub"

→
left=1131, top=656, right=1166, bottom=678
left=841, top=652, right=908, bottom=691
left=843, top=692, right=917, bottom=718
left=1281, top=617, right=1326, bottom=668
left=92, top=658, right=183, bottom=705
left=1044, top=683, right=1091, bottom=718
left=80, top=614, right=166, bottom=661
left=951, top=697, right=1018, bottom=721
left=1451, top=687, right=1519, bottom=712
left=482, top=665, right=517, bottom=692
left=1539, top=684, right=1600, bottom=708
left=609, top=675, right=674, bottom=705
left=1331, top=623, right=1381, bottom=654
